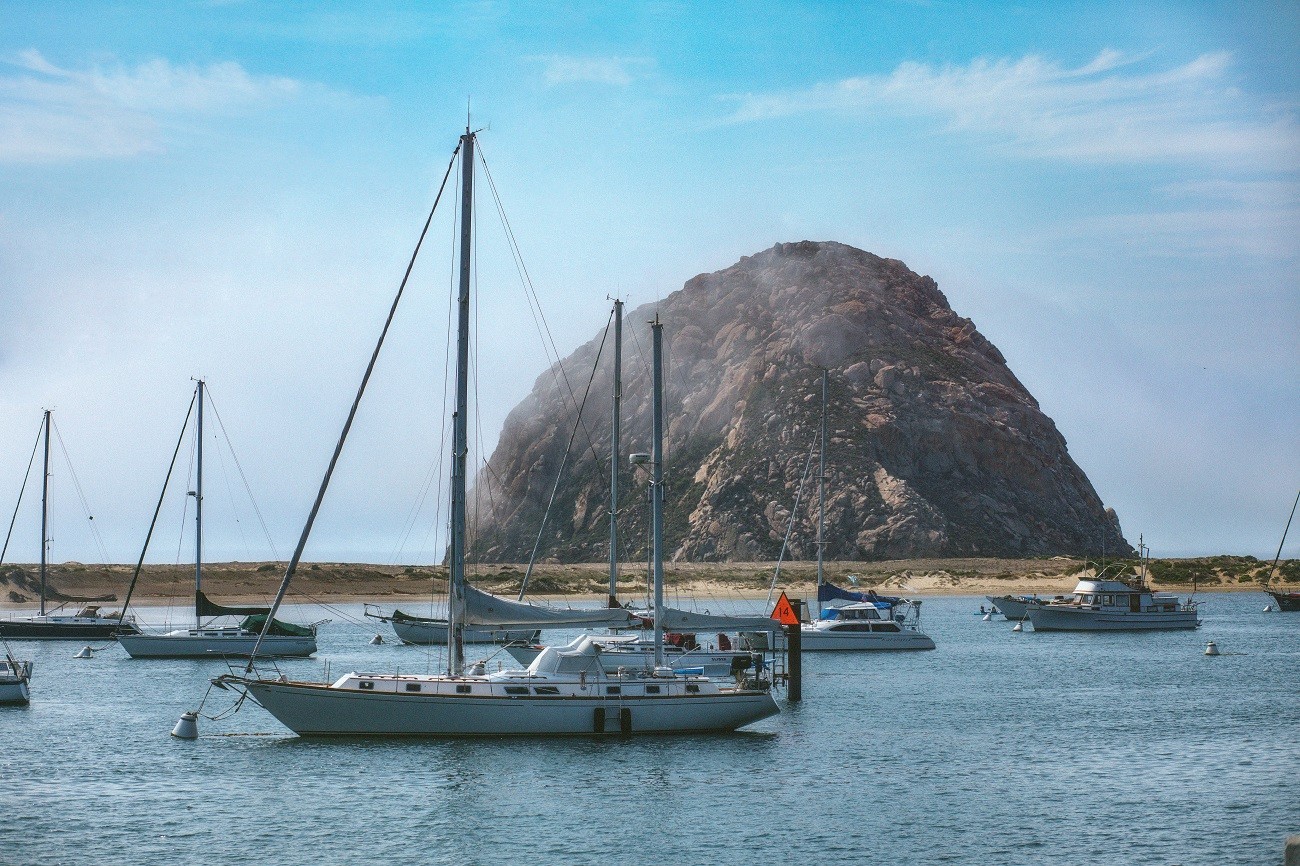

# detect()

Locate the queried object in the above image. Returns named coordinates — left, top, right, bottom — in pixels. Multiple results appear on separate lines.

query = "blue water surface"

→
left=1, top=592, right=1296, bottom=865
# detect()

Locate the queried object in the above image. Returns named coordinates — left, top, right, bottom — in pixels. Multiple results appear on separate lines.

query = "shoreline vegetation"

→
left=2, top=555, right=1295, bottom=609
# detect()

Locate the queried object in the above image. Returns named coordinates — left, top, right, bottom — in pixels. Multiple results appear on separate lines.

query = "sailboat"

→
left=0, top=410, right=141, bottom=640
left=216, top=127, right=779, bottom=735
left=1261, top=490, right=1300, bottom=612
left=117, top=381, right=318, bottom=658
left=0, top=641, right=32, bottom=705
left=799, top=371, right=935, bottom=651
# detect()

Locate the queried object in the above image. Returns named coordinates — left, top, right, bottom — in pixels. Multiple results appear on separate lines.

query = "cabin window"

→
left=686, top=684, right=700, bottom=694
left=605, top=686, right=621, bottom=695
left=646, top=685, right=661, bottom=694
left=1103, top=595, right=1114, bottom=605
left=875, top=622, right=901, bottom=632
left=455, top=684, right=472, bottom=694
left=359, top=681, right=374, bottom=691
left=504, top=686, right=529, bottom=695
left=405, top=683, right=421, bottom=692
left=533, top=686, right=560, bottom=695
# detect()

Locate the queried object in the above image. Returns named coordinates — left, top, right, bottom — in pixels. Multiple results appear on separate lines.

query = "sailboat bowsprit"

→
left=216, top=126, right=778, bottom=735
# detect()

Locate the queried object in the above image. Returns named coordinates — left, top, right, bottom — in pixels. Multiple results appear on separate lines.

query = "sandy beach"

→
left=1, top=556, right=1290, bottom=609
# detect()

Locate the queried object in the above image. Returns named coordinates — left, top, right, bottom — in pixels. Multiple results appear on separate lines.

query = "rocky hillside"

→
left=468, top=241, right=1132, bottom=563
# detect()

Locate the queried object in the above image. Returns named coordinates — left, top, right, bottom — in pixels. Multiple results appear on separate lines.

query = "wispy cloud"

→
left=529, top=54, right=652, bottom=87
left=0, top=50, right=303, bottom=163
left=721, top=50, right=1299, bottom=167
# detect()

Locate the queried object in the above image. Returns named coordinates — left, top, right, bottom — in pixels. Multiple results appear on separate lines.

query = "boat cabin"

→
left=1061, top=579, right=1185, bottom=613
left=817, top=602, right=904, bottom=632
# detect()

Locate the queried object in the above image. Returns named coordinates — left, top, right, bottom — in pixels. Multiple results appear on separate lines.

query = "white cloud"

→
left=721, top=50, right=1300, bottom=167
left=0, top=50, right=303, bottom=163
left=529, top=54, right=651, bottom=87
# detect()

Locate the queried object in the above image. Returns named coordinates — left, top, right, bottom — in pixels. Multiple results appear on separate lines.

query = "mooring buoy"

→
left=1012, top=621, right=1023, bottom=632
left=982, top=613, right=992, bottom=622
left=172, top=711, right=199, bottom=739
left=369, top=634, right=384, bottom=645
left=1264, top=605, right=1273, bottom=612
left=74, top=646, right=93, bottom=659
left=1204, top=641, right=1220, bottom=656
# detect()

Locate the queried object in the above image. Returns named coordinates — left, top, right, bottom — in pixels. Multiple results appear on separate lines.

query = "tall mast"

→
left=448, top=128, right=474, bottom=676
left=194, top=379, right=205, bottom=631
left=608, top=298, right=623, bottom=608
left=651, top=317, right=665, bottom=667
left=816, top=369, right=827, bottom=590
left=39, top=409, right=50, bottom=617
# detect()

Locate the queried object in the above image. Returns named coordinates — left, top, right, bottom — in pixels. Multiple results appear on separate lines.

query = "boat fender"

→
left=619, top=707, right=632, bottom=734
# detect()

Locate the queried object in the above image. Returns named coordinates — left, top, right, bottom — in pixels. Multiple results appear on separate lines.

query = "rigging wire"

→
left=517, top=313, right=612, bottom=599
left=49, top=418, right=111, bottom=564
left=246, top=137, right=462, bottom=671
left=205, top=386, right=282, bottom=562
left=475, top=145, right=609, bottom=485
left=0, top=416, right=44, bottom=567
left=765, top=428, right=821, bottom=607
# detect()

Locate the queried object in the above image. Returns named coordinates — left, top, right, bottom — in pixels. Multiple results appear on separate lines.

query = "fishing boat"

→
left=1261, top=490, right=1300, bottom=611
left=117, top=381, right=317, bottom=659
left=364, top=606, right=538, bottom=645
left=1024, top=547, right=1199, bottom=631
left=799, top=371, right=935, bottom=651
left=0, top=645, right=32, bottom=705
left=0, top=410, right=140, bottom=640
left=215, top=128, right=778, bottom=734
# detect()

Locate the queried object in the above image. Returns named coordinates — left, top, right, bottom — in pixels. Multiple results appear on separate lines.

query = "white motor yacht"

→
left=1025, top=578, right=1200, bottom=631
left=801, top=598, right=936, bottom=650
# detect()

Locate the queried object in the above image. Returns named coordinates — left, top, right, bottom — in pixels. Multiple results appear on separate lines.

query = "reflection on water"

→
left=1, top=593, right=1296, bottom=865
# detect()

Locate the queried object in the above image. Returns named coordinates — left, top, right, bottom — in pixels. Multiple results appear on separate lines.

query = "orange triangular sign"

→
left=770, top=591, right=799, bottom=626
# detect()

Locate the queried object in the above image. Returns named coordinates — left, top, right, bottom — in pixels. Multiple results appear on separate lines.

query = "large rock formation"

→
left=468, top=241, right=1131, bottom=563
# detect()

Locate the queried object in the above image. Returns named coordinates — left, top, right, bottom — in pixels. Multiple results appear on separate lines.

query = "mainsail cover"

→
left=817, top=582, right=902, bottom=606
left=196, top=589, right=271, bottom=618
left=657, top=605, right=782, bottom=633
left=462, top=583, right=639, bottom=629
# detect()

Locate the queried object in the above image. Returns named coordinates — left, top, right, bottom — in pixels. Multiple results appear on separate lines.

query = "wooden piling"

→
left=787, top=597, right=802, bottom=703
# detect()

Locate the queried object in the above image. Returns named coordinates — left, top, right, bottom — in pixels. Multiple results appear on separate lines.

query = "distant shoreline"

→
left=1, top=556, right=1291, bottom=609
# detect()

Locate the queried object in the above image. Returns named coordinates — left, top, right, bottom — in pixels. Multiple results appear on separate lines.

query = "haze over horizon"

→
left=1, top=1, right=1297, bottom=566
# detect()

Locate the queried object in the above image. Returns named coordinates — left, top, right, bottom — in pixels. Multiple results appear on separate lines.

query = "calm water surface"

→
left=2, top=592, right=1296, bottom=865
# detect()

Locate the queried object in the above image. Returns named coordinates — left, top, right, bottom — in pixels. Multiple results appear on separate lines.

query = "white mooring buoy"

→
left=1264, top=605, right=1273, bottom=612
left=369, top=634, right=384, bottom=645
left=172, top=711, right=199, bottom=739
left=1204, top=641, right=1220, bottom=657
left=74, top=646, right=93, bottom=659
left=982, top=613, right=992, bottom=622
left=1012, top=621, right=1024, bottom=632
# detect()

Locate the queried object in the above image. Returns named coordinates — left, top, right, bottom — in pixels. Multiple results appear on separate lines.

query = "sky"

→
left=0, top=0, right=1297, bottom=567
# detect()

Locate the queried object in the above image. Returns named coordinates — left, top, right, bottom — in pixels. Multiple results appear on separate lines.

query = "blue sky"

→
left=0, top=1, right=1296, bottom=566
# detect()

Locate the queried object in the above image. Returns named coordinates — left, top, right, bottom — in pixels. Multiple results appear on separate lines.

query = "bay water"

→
left=2, top=592, right=1296, bottom=864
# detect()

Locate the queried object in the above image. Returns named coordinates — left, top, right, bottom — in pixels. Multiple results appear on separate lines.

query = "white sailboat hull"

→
left=119, top=629, right=317, bottom=658
left=241, top=678, right=778, bottom=737
left=0, top=659, right=32, bottom=705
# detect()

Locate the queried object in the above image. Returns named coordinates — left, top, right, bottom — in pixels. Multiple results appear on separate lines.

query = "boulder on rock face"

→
left=468, top=240, right=1132, bottom=563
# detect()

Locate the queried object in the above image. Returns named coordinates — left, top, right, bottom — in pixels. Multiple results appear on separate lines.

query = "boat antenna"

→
left=816, top=368, right=828, bottom=592
left=608, top=297, right=623, bottom=609
left=650, top=315, right=665, bottom=668
left=244, top=138, right=463, bottom=673
left=1262, top=489, right=1300, bottom=590
left=39, top=409, right=50, bottom=616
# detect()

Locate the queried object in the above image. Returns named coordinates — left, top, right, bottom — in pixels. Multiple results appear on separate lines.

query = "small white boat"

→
left=985, top=595, right=1044, bottom=621
left=1025, top=578, right=1200, bottom=631
left=0, top=653, right=32, bottom=705
left=800, top=598, right=936, bottom=650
